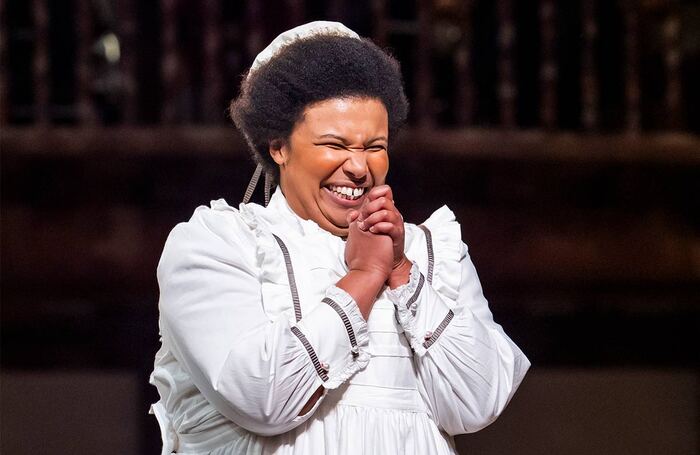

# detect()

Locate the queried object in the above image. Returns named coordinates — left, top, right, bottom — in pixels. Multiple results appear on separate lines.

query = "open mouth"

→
left=326, top=184, right=366, bottom=201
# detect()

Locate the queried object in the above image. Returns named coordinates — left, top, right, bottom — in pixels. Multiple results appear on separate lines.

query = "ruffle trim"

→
left=323, top=286, right=371, bottom=389
left=419, top=206, right=463, bottom=303
left=385, top=261, right=422, bottom=313
left=387, top=263, right=428, bottom=356
left=239, top=201, right=370, bottom=389
left=209, top=198, right=237, bottom=212
left=239, top=202, right=289, bottom=286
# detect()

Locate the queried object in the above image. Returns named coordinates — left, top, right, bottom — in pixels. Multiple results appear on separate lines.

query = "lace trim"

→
left=384, top=262, right=421, bottom=304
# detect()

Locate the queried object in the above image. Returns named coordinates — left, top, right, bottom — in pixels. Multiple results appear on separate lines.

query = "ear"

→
left=269, top=139, right=288, bottom=166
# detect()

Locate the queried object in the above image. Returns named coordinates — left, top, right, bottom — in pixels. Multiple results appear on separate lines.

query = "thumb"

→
left=346, top=210, right=359, bottom=224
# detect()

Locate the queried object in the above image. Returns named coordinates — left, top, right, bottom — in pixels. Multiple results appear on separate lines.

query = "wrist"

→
left=338, top=269, right=388, bottom=320
left=387, top=257, right=412, bottom=289
left=347, top=269, right=388, bottom=288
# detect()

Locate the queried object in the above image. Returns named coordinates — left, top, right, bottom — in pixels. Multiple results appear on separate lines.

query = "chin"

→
left=320, top=215, right=350, bottom=236
left=327, top=218, right=349, bottom=233
left=317, top=205, right=349, bottom=228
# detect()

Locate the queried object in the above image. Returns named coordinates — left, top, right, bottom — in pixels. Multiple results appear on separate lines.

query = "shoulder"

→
left=405, top=205, right=466, bottom=301
left=405, top=205, right=466, bottom=256
left=159, top=199, right=257, bottom=277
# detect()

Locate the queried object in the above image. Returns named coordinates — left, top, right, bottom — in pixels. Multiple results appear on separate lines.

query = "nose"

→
left=342, top=150, right=368, bottom=182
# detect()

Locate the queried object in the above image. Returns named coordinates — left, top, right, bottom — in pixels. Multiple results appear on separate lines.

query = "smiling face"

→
left=270, top=97, right=389, bottom=236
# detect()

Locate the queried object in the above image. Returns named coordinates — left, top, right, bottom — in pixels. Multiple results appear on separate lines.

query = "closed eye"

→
left=315, top=142, right=386, bottom=152
left=318, top=142, right=347, bottom=150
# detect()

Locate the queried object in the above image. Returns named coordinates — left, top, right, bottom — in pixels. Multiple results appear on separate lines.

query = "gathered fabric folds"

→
left=151, top=188, right=529, bottom=454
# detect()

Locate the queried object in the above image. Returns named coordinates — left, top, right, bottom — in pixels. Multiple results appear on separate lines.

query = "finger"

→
left=368, top=222, right=396, bottom=234
left=361, top=210, right=401, bottom=232
left=362, top=209, right=393, bottom=225
left=359, top=196, right=395, bottom=221
left=346, top=210, right=360, bottom=224
left=367, top=185, right=393, bottom=202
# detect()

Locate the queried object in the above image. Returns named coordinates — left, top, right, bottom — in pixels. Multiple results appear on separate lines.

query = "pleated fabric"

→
left=150, top=189, right=528, bottom=454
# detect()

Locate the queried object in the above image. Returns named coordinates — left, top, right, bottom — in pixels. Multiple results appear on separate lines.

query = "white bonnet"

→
left=240, top=21, right=362, bottom=206
left=249, top=21, right=360, bottom=76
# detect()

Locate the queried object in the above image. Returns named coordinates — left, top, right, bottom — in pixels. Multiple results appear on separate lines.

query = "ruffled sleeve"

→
left=420, top=205, right=464, bottom=302
left=239, top=202, right=370, bottom=389
left=385, top=205, right=530, bottom=435
left=157, top=200, right=369, bottom=438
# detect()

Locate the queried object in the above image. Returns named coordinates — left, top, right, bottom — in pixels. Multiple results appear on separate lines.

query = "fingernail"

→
left=358, top=221, right=365, bottom=230
left=369, top=226, right=375, bottom=233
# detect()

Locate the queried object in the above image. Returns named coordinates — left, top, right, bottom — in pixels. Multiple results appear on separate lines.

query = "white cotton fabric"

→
left=150, top=188, right=530, bottom=454
left=249, top=21, right=359, bottom=75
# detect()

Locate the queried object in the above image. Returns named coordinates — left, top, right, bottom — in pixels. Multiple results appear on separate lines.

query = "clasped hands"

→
left=345, top=185, right=412, bottom=290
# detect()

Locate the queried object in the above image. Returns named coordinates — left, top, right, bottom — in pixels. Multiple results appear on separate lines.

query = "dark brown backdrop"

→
left=2, top=1, right=698, bottom=453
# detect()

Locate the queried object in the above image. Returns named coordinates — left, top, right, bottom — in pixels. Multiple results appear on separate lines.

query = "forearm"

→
left=298, top=386, right=325, bottom=416
left=297, top=272, right=382, bottom=415
left=336, top=270, right=386, bottom=319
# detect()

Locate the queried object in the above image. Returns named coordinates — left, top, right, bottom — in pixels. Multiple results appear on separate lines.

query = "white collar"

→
left=266, top=187, right=334, bottom=238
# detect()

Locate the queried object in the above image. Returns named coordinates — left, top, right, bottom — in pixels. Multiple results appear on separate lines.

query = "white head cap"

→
left=249, top=21, right=360, bottom=76
left=241, top=21, right=361, bottom=206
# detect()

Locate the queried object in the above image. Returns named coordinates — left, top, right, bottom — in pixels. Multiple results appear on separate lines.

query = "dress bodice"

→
left=150, top=188, right=529, bottom=454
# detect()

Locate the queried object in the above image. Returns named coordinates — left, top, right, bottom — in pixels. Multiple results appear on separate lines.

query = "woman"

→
left=151, top=21, right=529, bottom=454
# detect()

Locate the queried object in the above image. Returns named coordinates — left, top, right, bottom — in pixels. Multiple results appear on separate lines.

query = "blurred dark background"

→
left=1, top=0, right=699, bottom=454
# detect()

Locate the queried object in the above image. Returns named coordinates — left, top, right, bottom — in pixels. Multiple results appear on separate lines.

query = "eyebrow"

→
left=317, top=134, right=388, bottom=145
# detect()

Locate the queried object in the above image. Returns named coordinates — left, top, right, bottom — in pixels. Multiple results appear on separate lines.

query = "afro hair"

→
left=230, top=35, right=409, bottom=181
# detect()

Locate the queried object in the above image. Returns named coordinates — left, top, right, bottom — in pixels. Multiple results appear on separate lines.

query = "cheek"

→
left=292, top=150, right=335, bottom=180
left=312, top=150, right=348, bottom=177
left=369, top=153, right=389, bottom=182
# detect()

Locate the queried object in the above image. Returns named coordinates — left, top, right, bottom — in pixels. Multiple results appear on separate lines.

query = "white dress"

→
left=150, top=189, right=530, bottom=454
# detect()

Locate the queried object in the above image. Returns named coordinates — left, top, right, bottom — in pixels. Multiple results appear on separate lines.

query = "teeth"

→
left=328, top=185, right=365, bottom=200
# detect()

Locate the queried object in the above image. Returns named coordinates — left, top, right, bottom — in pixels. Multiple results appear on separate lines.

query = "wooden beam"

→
left=117, top=0, right=138, bottom=124
left=371, top=0, right=388, bottom=47
left=31, top=0, right=50, bottom=125
left=245, top=0, right=265, bottom=64
left=0, top=0, right=8, bottom=124
left=454, top=0, right=475, bottom=126
left=201, top=0, right=224, bottom=122
left=623, top=0, right=641, bottom=133
left=497, top=0, right=516, bottom=127
left=581, top=0, right=599, bottom=130
left=539, top=0, right=557, bottom=129
left=394, top=129, right=700, bottom=164
left=415, top=0, right=434, bottom=128
left=4, top=127, right=699, bottom=164
left=160, top=0, right=179, bottom=123
left=662, top=3, right=682, bottom=129
left=75, top=0, right=97, bottom=125
left=1, top=126, right=247, bottom=157
left=2, top=205, right=697, bottom=292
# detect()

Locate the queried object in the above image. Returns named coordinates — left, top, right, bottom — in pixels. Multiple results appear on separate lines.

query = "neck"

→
left=277, top=185, right=348, bottom=237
